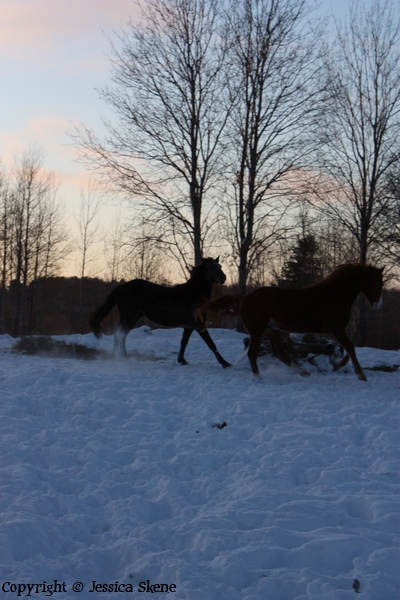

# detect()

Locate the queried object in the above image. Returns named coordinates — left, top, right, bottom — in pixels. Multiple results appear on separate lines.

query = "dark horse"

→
left=90, top=257, right=230, bottom=368
left=201, top=264, right=384, bottom=381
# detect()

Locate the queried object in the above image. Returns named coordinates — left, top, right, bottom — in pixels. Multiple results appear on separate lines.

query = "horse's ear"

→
left=215, top=256, right=220, bottom=262
left=380, top=266, right=385, bottom=273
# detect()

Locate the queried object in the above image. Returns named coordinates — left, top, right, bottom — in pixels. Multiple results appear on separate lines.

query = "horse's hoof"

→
left=358, top=373, right=367, bottom=382
left=222, top=361, right=231, bottom=368
left=178, top=358, right=188, bottom=365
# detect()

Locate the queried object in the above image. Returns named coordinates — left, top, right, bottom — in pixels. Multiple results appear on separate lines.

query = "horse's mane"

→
left=323, top=263, right=372, bottom=282
left=188, top=257, right=216, bottom=279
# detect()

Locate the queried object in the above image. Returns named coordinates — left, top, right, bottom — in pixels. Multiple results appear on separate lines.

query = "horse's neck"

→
left=189, top=276, right=213, bottom=298
left=325, top=273, right=365, bottom=305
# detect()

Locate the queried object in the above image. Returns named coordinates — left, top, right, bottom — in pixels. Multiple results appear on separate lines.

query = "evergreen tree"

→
left=279, top=234, right=323, bottom=288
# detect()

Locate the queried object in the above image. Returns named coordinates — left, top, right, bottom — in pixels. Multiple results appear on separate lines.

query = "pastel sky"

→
left=0, top=0, right=138, bottom=184
left=0, top=0, right=356, bottom=275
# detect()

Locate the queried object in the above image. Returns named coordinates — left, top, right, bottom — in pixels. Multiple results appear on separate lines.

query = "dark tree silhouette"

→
left=75, top=0, right=230, bottom=271
left=306, top=0, right=400, bottom=344
left=279, top=234, right=324, bottom=288
left=223, top=0, right=324, bottom=298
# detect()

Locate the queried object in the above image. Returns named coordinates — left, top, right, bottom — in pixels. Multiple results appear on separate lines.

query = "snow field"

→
left=0, top=328, right=399, bottom=599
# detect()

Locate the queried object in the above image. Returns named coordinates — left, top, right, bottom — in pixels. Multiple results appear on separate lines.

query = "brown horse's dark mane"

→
left=321, top=263, right=373, bottom=283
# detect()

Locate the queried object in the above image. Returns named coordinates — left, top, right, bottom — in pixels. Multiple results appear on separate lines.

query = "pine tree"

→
left=279, top=234, right=323, bottom=288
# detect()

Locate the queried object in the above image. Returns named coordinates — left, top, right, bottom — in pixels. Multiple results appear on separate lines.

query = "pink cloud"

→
left=0, top=0, right=139, bottom=62
left=0, top=116, right=73, bottom=161
left=0, top=116, right=116, bottom=199
left=0, top=117, right=97, bottom=202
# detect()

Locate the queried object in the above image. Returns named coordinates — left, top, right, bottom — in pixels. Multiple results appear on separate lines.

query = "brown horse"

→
left=200, top=264, right=384, bottom=380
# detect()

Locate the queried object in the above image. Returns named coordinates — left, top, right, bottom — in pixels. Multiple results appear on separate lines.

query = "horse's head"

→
left=362, top=266, right=384, bottom=310
left=202, top=257, right=226, bottom=285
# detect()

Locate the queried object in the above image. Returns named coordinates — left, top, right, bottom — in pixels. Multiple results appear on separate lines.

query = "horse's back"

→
left=240, top=284, right=347, bottom=333
left=116, top=278, right=198, bottom=327
left=120, top=278, right=162, bottom=293
left=118, top=278, right=190, bottom=305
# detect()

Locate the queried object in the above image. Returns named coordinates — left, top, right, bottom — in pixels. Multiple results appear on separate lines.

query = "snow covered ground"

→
left=0, top=327, right=399, bottom=600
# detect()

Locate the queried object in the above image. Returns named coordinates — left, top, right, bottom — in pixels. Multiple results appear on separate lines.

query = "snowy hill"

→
left=0, top=328, right=399, bottom=599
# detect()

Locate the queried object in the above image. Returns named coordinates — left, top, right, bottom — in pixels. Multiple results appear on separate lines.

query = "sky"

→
left=0, top=0, right=359, bottom=276
left=0, top=0, right=138, bottom=171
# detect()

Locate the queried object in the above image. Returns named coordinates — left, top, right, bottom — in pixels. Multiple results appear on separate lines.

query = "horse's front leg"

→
left=331, top=329, right=367, bottom=381
left=178, top=328, right=194, bottom=365
left=196, top=328, right=231, bottom=368
left=332, top=352, right=350, bottom=371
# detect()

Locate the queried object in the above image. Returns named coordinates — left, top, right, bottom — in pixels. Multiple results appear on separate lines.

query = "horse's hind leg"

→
left=114, top=325, right=129, bottom=357
left=178, top=328, right=194, bottom=365
left=331, top=329, right=366, bottom=381
left=265, top=329, right=310, bottom=376
left=196, top=328, right=231, bottom=368
left=114, top=311, right=142, bottom=358
left=264, top=329, right=291, bottom=367
left=247, top=333, right=263, bottom=375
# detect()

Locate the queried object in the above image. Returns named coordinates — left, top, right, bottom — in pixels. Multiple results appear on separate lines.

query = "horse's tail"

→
left=195, top=294, right=244, bottom=325
left=89, top=286, right=121, bottom=338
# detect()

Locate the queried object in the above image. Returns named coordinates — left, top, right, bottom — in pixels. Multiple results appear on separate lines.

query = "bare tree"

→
left=222, top=0, right=324, bottom=298
left=124, top=217, right=169, bottom=283
left=39, top=191, right=72, bottom=279
left=380, top=164, right=400, bottom=269
left=11, top=148, right=46, bottom=334
left=74, top=179, right=103, bottom=328
left=305, top=0, right=400, bottom=343
left=0, top=162, right=10, bottom=334
left=27, top=187, right=72, bottom=334
left=75, top=0, right=230, bottom=271
left=0, top=148, right=71, bottom=335
left=103, top=210, right=124, bottom=282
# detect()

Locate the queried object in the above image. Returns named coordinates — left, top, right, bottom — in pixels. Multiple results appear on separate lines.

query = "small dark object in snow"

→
left=365, top=364, right=399, bottom=372
left=353, top=579, right=360, bottom=593
left=212, top=422, right=227, bottom=430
